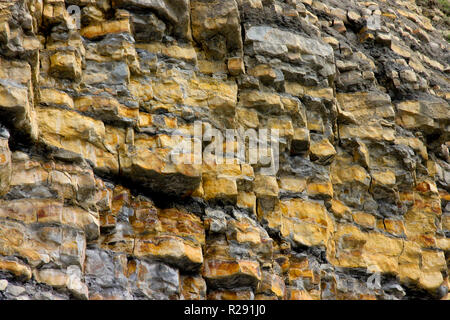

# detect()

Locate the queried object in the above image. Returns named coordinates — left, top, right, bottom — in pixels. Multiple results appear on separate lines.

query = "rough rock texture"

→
left=0, top=0, right=449, bottom=300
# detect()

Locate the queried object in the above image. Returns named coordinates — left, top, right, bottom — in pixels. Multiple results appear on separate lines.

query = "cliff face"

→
left=0, top=0, right=448, bottom=300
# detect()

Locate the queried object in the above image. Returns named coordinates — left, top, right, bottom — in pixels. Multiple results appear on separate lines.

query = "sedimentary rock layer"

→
left=0, top=0, right=448, bottom=300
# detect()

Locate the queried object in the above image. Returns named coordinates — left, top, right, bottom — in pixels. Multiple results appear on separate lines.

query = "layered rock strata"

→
left=0, top=0, right=449, bottom=300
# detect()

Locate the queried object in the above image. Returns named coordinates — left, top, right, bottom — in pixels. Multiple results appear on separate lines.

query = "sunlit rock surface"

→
left=0, top=0, right=448, bottom=300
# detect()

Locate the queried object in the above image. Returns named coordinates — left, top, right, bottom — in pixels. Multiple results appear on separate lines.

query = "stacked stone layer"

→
left=0, top=0, right=449, bottom=300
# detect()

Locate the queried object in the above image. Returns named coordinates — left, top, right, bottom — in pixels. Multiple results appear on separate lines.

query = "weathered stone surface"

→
left=134, top=208, right=204, bottom=271
left=203, top=177, right=238, bottom=203
left=0, top=0, right=448, bottom=301
left=50, top=52, right=82, bottom=81
left=337, top=92, right=395, bottom=123
left=130, top=12, right=166, bottom=42
left=112, top=0, right=191, bottom=41
left=202, top=259, right=262, bottom=289
left=0, top=258, right=32, bottom=280
left=0, top=138, right=11, bottom=196
left=228, top=57, right=245, bottom=76
left=396, top=99, right=450, bottom=133
left=180, top=275, right=207, bottom=300
left=0, top=279, right=7, bottom=291
left=74, top=95, right=139, bottom=125
left=0, top=59, right=38, bottom=140
left=310, top=139, right=336, bottom=163
left=191, top=0, right=242, bottom=59
left=246, top=26, right=333, bottom=59
left=258, top=198, right=333, bottom=247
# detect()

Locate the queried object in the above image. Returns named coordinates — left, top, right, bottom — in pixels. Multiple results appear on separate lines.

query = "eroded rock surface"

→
left=0, top=0, right=448, bottom=300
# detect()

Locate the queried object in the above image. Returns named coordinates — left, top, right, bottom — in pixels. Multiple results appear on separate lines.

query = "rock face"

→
left=0, top=0, right=449, bottom=300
